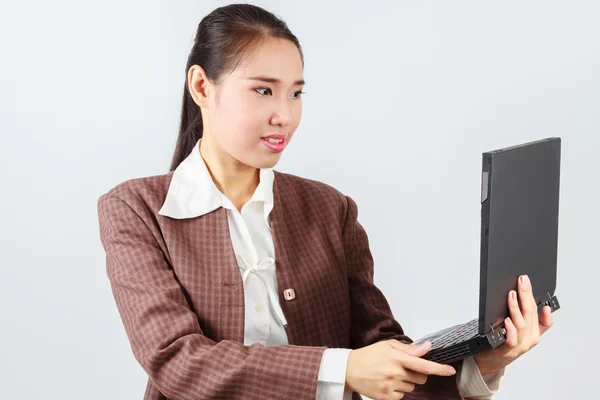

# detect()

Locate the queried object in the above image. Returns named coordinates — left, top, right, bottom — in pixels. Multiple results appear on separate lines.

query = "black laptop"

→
left=411, top=137, right=562, bottom=364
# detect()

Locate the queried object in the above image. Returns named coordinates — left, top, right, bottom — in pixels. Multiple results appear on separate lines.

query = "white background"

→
left=1, top=0, right=598, bottom=398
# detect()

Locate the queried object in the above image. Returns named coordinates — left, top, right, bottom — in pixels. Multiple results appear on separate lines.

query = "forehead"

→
left=234, top=38, right=304, bottom=85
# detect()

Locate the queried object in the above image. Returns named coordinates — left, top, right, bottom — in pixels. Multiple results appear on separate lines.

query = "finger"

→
left=398, top=354, right=456, bottom=377
left=401, top=368, right=428, bottom=385
left=539, top=305, right=554, bottom=335
left=504, top=317, right=519, bottom=348
left=393, top=380, right=416, bottom=394
left=518, top=275, right=538, bottom=318
left=508, top=289, right=526, bottom=330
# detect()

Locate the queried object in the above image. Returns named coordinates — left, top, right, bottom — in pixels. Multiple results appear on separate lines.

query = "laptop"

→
left=411, top=137, right=562, bottom=364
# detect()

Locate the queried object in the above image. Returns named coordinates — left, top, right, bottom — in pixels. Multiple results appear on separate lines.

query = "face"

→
left=189, top=37, right=305, bottom=169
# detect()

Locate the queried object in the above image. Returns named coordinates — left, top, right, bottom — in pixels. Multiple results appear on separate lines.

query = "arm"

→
left=460, top=356, right=505, bottom=399
left=97, top=190, right=326, bottom=400
left=316, top=348, right=353, bottom=400
left=341, top=194, right=466, bottom=399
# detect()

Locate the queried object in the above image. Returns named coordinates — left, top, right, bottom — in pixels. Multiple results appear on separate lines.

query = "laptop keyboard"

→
left=430, top=318, right=479, bottom=350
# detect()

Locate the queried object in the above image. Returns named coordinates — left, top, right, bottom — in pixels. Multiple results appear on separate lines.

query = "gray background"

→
left=1, top=0, right=598, bottom=398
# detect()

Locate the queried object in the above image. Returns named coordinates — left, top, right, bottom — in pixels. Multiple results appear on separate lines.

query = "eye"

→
left=254, top=87, right=272, bottom=96
left=253, top=87, right=305, bottom=99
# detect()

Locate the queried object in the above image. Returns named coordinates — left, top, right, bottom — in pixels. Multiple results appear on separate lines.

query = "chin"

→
left=258, top=158, right=280, bottom=169
left=252, top=152, right=282, bottom=169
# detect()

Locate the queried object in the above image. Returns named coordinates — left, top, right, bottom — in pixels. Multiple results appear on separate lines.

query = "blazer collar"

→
left=158, top=138, right=275, bottom=224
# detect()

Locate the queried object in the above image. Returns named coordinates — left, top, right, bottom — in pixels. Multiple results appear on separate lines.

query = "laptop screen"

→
left=478, top=137, right=561, bottom=334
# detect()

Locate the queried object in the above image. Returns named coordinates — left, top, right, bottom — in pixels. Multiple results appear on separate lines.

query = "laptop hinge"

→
left=490, top=318, right=505, bottom=332
left=536, top=292, right=561, bottom=313
left=534, top=292, right=552, bottom=308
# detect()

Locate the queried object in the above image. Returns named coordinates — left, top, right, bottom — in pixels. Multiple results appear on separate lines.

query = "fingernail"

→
left=511, top=291, right=517, bottom=301
left=448, top=367, right=456, bottom=375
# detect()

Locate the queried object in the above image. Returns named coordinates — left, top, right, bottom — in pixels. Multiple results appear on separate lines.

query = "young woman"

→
left=97, top=4, right=554, bottom=400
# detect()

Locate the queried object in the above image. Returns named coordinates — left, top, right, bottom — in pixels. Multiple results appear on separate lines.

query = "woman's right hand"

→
left=345, top=340, right=456, bottom=400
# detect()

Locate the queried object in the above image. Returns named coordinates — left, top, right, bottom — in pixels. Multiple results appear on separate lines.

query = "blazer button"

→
left=283, top=288, right=295, bottom=300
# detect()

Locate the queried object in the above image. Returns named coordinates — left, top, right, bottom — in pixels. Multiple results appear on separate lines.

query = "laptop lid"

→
left=478, top=137, right=561, bottom=335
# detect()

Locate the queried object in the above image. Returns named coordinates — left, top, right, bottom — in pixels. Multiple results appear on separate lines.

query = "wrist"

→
left=345, top=350, right=356, bottom=391
left=472, top=353, right=501, bottom=376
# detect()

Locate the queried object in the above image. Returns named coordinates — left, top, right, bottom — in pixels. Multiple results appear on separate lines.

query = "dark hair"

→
left=169, top=3, right=304, bottom=171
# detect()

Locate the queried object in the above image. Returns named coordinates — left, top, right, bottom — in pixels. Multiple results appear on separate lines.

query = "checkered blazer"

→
left=97, top=170, right=466, bottom=400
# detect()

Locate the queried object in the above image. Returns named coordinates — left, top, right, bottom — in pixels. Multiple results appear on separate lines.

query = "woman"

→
left=97, top=4, right=554, bottom=400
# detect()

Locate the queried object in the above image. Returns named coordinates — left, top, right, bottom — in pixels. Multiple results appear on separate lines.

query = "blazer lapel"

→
left=270, top=172, right=306, bottom=345
left=215, top=207, right=247, bottom=343
left=181, top=207, right=245, bottom=343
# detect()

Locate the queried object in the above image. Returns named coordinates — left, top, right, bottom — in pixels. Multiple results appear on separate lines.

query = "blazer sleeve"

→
left=341, top=195, right=467, bottom=399
left=97, top=189, right=327, bottom=400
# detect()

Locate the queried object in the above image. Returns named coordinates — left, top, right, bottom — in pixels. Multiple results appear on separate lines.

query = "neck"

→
left=199, top=135, right=260, bottom=203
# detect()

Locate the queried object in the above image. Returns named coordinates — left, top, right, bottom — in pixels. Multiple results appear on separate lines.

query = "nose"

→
left=270, top=98, right=294, bottom=126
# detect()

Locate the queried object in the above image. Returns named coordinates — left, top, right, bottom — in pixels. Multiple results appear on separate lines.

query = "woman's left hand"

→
left=473, top=274, right=555, bottom=375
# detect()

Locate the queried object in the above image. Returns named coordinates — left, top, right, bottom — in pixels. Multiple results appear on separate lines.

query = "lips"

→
left=261, top=133, right=288, bottom=140
left=261, top=136, right=286, bottom=152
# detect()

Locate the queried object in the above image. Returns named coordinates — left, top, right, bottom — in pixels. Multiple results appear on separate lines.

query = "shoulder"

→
left=273, top=170, right=355, bottom=223
left=274, top=170, right=346, bottom=202
left=97, top=171, right=175, bottom=217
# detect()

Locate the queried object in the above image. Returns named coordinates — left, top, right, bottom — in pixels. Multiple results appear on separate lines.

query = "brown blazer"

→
left=97, top=170, right=467, bottom=400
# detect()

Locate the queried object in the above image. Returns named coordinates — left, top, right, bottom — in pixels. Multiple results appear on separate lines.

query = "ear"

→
left=187, top=64, right=213, bottom=108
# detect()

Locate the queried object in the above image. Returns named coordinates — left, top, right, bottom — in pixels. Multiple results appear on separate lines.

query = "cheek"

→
left=212, top=97, right=265, bottom=149
left=221, top=91, right=263, bottom=123
left=215, top=91, right=302, bottom=145
left=293, top=101, right=302, bottom=125
left=287, top=101, right=302, bottom=139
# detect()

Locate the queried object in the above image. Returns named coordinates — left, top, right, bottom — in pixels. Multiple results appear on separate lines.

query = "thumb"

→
left=388, top=340, right=432, bottom=357
left=402, top=341, right=432, bottom=357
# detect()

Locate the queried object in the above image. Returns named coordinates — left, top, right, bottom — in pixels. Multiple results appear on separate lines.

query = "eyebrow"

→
left=246, top=76, right=306, bottom=86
